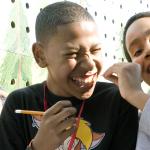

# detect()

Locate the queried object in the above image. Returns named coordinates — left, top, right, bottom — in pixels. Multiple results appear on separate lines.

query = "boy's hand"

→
left=32, top=100, right=77, bottom=150
left=103, top=62, right=149, bottom=110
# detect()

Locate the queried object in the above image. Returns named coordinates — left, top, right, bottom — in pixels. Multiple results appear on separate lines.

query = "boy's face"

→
left=41, top=21, right=102, bottom=100
left=126, top=17, right=150, bottom=85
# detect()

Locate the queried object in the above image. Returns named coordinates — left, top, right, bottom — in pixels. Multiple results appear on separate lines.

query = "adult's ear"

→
left=32, top=42, right=47, bottom=68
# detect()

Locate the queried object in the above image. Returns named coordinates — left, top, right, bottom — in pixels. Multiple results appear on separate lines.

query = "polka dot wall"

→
left=0, top=0, right=150, bottom=92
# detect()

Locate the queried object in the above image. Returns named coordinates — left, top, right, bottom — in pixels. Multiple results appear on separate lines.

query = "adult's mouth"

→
left=146, top=64, right=150, bottom=73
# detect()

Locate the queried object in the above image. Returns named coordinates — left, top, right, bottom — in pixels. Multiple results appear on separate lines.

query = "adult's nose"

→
left=144, top=41, right=150, bottom=59
left=144, top=50, right=150, bottom=59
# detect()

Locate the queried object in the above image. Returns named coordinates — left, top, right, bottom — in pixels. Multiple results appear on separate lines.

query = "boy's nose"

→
left=80, top=54, right=95, bottom=71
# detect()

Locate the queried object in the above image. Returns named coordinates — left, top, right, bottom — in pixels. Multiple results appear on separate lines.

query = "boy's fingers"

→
left=49, top=106, right=76, bottom=126
left=57, top=116, right=76, bottom=133
left=45, top=100, right=72, bottom=117
left=55, top=107, right=77, bottom=123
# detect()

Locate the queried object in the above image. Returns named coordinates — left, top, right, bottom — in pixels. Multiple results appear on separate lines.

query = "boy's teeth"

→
left=85, top=76, right=93, bottom=82
left=72, top=75, right=95, bottom=87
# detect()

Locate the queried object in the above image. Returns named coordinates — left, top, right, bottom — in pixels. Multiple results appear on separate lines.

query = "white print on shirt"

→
left=32, top=116, right=105, bottom=150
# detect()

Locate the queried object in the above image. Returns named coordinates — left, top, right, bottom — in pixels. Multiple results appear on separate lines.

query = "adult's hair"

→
left=123, top=11, right=150, bottom=62
left=35, top=1, right=94, bottom=43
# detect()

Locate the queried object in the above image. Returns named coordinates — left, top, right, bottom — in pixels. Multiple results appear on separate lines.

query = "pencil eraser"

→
left=15, top=110, right=21, bottom=113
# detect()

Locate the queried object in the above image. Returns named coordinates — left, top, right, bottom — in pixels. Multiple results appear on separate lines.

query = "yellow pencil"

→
left=15, top=109, right=44, bottom=116
left=15, top=109, right=72, bottom=130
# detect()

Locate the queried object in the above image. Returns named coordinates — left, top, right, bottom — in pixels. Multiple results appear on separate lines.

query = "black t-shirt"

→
left=0, top=81, right=138, bottom=150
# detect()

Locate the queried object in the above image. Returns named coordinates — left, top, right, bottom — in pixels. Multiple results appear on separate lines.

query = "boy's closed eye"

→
left=91, top=48, right=101, bottom=55
left=65, top=48, right=101, bottom=58
left=65, top=52, right=78, bottom=59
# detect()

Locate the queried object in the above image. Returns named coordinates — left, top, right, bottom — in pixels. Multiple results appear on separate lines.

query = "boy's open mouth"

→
left=72, top=73, right=97, bottom=88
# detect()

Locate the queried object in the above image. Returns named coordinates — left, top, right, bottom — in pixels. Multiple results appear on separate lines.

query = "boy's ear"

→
left=32, top=42, right=47, bottom=68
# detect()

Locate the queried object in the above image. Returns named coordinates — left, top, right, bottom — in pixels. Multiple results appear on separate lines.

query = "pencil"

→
left=15, top=109, right=44, bottom=116
left=15, top=109, right=72, bottom=131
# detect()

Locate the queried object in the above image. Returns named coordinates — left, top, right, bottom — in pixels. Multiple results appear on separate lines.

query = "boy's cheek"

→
left=97, top=61, right=103, bottom=74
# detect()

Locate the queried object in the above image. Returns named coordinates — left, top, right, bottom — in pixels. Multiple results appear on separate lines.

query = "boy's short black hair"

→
left=35, top=1, right=94, bottom=43
left=123, top=11, right=150, bottom=62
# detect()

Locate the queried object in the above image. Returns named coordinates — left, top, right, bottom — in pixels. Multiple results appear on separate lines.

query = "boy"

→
left=0, top=1, right=138, bottom=150
left=103, top=12, right=150, bottom=150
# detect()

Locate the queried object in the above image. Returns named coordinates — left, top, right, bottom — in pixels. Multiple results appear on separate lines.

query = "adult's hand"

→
left=103, top=62, right=149, bottom=110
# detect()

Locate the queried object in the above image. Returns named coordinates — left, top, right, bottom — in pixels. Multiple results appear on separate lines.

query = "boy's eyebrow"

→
left=65, top=43, right=79, bottom=50
left=61, top=46, right=79, bottom=55
left=92, top=43, right=102, bottom=47
left=63, top=42, right=102, bottom=52
left=64, top=47, right=79, bottom=52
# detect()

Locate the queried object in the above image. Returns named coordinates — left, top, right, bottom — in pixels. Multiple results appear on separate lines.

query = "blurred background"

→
left=0, top=0, right=150, bottom=94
